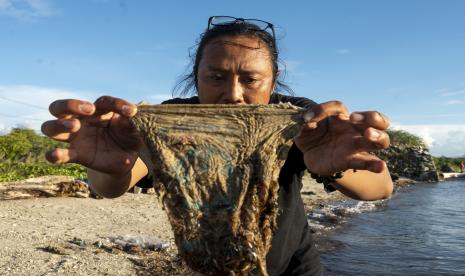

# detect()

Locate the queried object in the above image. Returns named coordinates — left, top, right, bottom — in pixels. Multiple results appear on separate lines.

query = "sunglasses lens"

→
left=210, top=16, right=238, bottom=26
left=209, top=17, right=274, bottom=38
left=244, top=19, right=271, bottom=32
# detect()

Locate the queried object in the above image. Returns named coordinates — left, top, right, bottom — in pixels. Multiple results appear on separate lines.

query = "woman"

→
left=41, top=16, right=392, bottom=275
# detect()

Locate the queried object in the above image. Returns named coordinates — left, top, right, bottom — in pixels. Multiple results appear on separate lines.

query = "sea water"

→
left=311, top=180, right=465, bottom=275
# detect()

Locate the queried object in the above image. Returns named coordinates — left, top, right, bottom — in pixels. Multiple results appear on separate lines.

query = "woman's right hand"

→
left=41, top=96, right=142, bottom=177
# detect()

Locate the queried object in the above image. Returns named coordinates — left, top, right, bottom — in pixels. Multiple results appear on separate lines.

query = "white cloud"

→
left=336, top=49, right=351, bottom=55
left=392, top=124, right=465, bottom=157
left=0, top=85, right=99, bottom=133
left=443, top=100, right=464, bottom=105
left=0, top=0, right=54, bottom=20
left=0, top=122, right=7, bottom=135
left=437, top=88, right=465, bottom=97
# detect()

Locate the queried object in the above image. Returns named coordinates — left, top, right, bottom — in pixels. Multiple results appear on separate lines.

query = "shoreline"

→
left=0, top=175, right=419, bottom=275
left=439, top=172, right=465, bottom=180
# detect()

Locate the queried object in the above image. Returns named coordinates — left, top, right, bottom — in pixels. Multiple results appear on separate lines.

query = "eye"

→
left=209, top=73, right=223, bottom=81
left=243, top=77, right=258, bottom=84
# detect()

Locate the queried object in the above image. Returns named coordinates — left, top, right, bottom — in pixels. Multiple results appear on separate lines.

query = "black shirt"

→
left=156, top=93, right=323, bottom=276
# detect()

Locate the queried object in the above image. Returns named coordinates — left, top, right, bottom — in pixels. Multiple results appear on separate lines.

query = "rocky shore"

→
left=376, top=145, right=445, bottom=196
left=376, top=144, right=439, bottom=183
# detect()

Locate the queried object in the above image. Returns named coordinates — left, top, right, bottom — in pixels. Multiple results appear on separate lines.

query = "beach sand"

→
left=0, top=176, right=345, bottom=275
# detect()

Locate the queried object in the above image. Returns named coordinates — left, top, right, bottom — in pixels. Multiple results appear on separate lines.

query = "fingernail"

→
left=351, top=112, right=364, bottom=122
left=370, top=161, right=385, bottom=173
left=62, top=120, right=73, bottom=129
left=122, top=105, right=134, bottom=116
left=307, top=122, right=318, bottom=129
left=79, top=104, right=93, bottom=114
left=303, top=111, right=315, bottom=122
left=51, top=150, right=60, bottom=162
left=371, top=129, right=381, bottom=139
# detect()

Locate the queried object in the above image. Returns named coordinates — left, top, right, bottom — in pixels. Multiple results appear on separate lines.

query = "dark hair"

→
left=173, top=21, right=293, bottom=97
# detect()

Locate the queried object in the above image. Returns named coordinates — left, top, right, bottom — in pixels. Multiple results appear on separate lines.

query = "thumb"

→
left=109, top=113, right=143, bottom=151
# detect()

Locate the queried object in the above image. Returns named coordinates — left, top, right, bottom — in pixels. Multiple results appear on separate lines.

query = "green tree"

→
left=0, top=128, right=85, bottom=181
left=0, top=128, right=33, bottom=161
left=387, top=129, right=427, bottom=148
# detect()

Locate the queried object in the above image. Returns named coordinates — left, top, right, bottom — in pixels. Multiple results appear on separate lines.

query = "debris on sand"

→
left=0, top=176, right=89, bottom=200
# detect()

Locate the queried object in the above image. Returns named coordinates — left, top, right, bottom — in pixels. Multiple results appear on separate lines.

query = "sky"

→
left=0, top=0, right=464, bottom=156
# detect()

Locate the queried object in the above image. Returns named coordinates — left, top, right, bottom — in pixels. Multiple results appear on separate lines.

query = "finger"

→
left=85, top=112, right=116, bottom=127
left=296, top=113, right=352, bottom=153
left=49, top=99, right=95, bottom=119
left=365, top=127, right=390, bottom=149
left=41, top=119, right=81, bottom=141
left=347, top=152, right=387, bottom=173
left=45, top=148, right=79, bottom=164
left=352, top=128, right=390, bottom=152
left=94, top=96, right=137, bottom=118
left=305, top=101, right=349, bottom=128
left=350, top=111, right=390, bottom=131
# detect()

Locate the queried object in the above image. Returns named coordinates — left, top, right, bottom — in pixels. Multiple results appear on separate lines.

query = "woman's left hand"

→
left=294, top=101, right=390, bottom=176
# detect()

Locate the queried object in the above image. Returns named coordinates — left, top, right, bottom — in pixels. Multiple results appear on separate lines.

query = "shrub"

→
left=433, top=156, right=465, bottom=173
left=0, top=128, right=86, bottom=181
left=0, top=161, right=86, bottom=182
left=387, top=129, right=427, bottom=149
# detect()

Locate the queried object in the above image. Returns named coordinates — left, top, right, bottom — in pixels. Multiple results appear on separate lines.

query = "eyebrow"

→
left=206, top=66, right=263, bottom=75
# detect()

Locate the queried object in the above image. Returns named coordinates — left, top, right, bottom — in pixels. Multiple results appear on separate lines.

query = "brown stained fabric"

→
left=132, top=104, right=307, bottom=275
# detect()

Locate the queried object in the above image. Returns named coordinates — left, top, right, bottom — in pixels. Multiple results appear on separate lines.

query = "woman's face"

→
left=197, top=35, right=275, bottom=104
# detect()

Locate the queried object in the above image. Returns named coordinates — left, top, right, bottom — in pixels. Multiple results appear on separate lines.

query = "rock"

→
left=69, top=237, right=86, bottom=247
left=394, top=177, right=416, bottom=187
left=110, top=234, right=170, bottom=252
left=376, top=145, right=439, bottom=182
left=440, top=164, right=454, bottom=173
left=93, top=240, right=103, bottom=248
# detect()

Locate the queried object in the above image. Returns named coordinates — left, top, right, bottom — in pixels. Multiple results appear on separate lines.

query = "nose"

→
left=222, top=77, right=245, bottom=104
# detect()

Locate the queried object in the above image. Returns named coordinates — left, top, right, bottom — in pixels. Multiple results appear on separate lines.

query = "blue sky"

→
left=0, top=0, right=464, bottom=156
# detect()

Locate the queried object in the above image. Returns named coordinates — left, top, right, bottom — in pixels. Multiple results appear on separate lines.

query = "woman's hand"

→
left=41, top=96, right=142, bottom=177
left=294, top=101, right=390, bottom=176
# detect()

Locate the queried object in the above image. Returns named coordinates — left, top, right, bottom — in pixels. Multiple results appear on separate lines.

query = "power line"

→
left=0, top=112, right=47, bottom=122
left=0, top=95, right=48, bottom=110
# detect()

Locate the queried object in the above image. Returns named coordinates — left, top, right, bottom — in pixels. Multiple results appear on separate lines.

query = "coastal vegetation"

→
left=0, top=128, right=463, bottom=182
left=0, top=128, right=86, bottom=182
left=387, top=129, right=464, bottom=174
left=386, top=129, right=427, bottom=148
left=433, top=156, right=465, bottom=173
